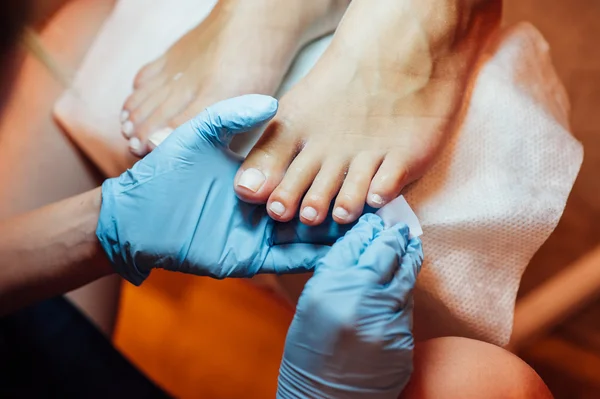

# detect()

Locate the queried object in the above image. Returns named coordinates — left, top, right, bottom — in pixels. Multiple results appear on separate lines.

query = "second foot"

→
left=120, top=0, right=348, bottom=156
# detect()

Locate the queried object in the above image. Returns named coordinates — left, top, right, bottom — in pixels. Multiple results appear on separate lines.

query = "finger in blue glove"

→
left=278, top=214, right=423, bottom=399
left=97, top=95, right=354, bottom=285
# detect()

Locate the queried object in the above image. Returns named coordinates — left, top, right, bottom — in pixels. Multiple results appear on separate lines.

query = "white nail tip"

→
left=237, top=168, right=266, bottom=193
left=122, top=120, right=134, bottom=137
left=333, top=207, right=350, bottom=220
left=120, top=110, right=130, bottom=123
left=269, top=201, right=286, bottom=216
left=301, top=207, right=318, bottom=221
left=129, top=137, right=141, bottom=152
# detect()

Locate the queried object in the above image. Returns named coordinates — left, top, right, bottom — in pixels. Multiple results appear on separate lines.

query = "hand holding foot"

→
left=100, top=95, right=354, bottom=285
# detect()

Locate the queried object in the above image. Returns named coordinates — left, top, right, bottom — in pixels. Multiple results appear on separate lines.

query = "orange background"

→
left=115, top=271, right=293, bottom=398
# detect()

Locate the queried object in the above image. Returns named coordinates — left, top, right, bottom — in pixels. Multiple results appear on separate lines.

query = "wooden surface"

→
left=504, top=1, right=600, bottom=397
left=508, top=0, right=600, bottom=298
left=114, top=271, right=294, bottom=398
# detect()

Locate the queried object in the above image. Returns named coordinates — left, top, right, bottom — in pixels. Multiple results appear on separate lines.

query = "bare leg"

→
left=402, top=337, right=553, bottom=399
left=0, top=0, right=118, bottom=336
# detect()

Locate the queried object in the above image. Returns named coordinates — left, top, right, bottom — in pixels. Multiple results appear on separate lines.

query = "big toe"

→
left=234, top=119, right=301, bottom=204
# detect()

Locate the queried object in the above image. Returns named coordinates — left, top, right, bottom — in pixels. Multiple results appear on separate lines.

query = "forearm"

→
left=0, top=188, right=114, bottom=315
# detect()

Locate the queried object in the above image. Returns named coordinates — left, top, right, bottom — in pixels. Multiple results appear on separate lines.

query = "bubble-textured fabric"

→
left=403, top=24, right=583, bottom=345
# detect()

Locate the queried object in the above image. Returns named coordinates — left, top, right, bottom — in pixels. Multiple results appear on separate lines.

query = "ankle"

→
left=329, top=0, right=502, bottom=83
left=292, top=0, right=351, bottom=44
left=426, top=0, right=503, bottom=80
left=431, top=0, right=503, bottom=56
left=221, top=0, right=348, bottom=44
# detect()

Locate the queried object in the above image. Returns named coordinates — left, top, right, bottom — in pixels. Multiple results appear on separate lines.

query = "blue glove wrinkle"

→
left=215, top=207, right=271, bottom=278
left=277, top=215, right=423, bottom=398
left=312, top=214, right=383, bottom=275
left=191, top=109, right=224, bottom=149
left=193, top=94, right=279, bottom=147
left=97, top=179, right=149, bottom=286
left=279, top=356, right=407, bottom=399
left=354, top=226, right=409, bottom=285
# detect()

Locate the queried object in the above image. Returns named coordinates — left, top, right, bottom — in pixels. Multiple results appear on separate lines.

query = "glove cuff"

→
left=96, top=178, right=149, bottom=286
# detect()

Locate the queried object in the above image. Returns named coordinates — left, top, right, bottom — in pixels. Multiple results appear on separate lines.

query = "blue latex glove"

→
left=278, top=214, right=423, bottom=399
left=96, top=95, right=348, bottom=285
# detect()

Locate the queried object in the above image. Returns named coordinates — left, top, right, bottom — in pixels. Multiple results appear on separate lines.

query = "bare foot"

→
left=121, top=0, right=349, bottom=156
left=234, top=0, right=501, bottom=225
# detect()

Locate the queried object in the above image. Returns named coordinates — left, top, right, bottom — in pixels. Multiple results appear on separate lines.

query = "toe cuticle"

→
left=301, top=207, right=318, bottom=222
left=269, top=201, right=286, bottom=217
left=237, top=168, right=266, bottom=193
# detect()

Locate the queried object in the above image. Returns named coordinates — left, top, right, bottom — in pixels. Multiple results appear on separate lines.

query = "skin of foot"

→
left=121, top=0, right=349, bottom=156
left=234, top=0, right=502, bottom=225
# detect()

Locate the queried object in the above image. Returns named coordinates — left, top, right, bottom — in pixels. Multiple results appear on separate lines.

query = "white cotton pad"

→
left=54, top=0, right=582, bottom=346
left=377, top=196, right=423, bottom=238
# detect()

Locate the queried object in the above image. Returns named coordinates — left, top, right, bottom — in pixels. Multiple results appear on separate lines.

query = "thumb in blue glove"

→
left=278, top=214, right=423, bottom=399
left=97, top=95, right=349, bottom=285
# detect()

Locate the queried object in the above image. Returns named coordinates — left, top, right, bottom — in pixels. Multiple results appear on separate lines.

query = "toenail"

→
left=237, top=168, right=266, bottom=193
left=120, top=110, right=130, bottom=123
left=333, top=207, right=349, bottom=220
left=129, top=137, right=142, bottom=153
left=122, top=120, right=135, bottom=138
left=370, top=194, right=385, bottom=206
left=269, top=201, right=286, bottom=216
left=301, top=207, right=318, bottom=222
left=148, top=127, right=174, bottom=148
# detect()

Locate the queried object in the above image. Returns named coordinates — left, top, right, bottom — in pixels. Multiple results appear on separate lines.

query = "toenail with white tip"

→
left=237, top=168, right=266, bottom=193
left=122, top=120, right=135, bottom=138
left=129, top=137, right=142, bottom=152
left=333, top=207, right=349, bottom=220
left=269, top=201, right=286, bottom=216
left=120, top=110, right=130, bottom=123
left=370, top=194, right=385, bottom=206
left=301, top=207, right=318, bottom=222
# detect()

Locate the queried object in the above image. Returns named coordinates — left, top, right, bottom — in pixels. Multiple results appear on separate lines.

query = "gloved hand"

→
left=96, top=95, right=348, bottom=285
left=278, top=214, right=423, bottom=399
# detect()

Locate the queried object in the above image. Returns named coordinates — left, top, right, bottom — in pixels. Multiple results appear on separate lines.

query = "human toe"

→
left=265, top=150, right=321, bottom=222
left=234, top=120, right=300, bottom=204
left=297, top=158, right=348, bottom=226
left=333, top=152, right=384, bottom=224
left=367, top=153, right=412, bottom=208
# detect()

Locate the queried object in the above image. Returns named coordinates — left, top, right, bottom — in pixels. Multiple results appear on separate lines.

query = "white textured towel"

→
left=54, top=0, right=583, bottom=346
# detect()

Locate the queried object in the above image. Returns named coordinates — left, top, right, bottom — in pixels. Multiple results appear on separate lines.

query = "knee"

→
left=400, top=337, right=552, bottom=399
